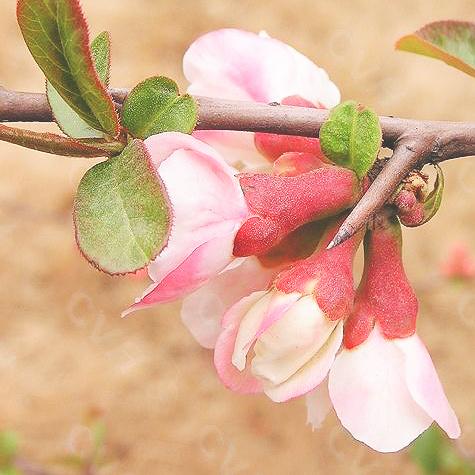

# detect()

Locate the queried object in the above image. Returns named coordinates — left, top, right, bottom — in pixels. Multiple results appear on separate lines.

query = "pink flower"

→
left=183, top=29, right=340, bottom=167
left=320, top=214, right=460, bottom=452
left=181, top=219, right=330, bottom=348
left=123, top=132, right=249, bottom=316
left=213, top=219, right=362, bottom=402
left=440, top=241, right=475, bottom=281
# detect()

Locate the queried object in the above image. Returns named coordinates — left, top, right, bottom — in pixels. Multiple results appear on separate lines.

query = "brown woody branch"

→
left=0, top=87, right=474, bottom=246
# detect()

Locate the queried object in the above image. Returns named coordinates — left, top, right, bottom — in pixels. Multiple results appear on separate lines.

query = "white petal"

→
left=305, top=383, right=332, bottom=430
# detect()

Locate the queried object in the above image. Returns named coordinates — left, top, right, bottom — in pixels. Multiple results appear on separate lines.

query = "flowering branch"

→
left=1, top=87, right=474, bottom=246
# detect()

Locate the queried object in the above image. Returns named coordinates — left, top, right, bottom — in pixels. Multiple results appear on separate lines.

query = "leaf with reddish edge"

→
left=396, top=20, right=475, bottom=78
left=74, top=140, right=171, bottom=275
left=419, top=164, right=445, bottom=226
left=17, top=0, right=119, bottom=136
left=122, top=76, right=198, bottom=139
left=47, top=31, right=112, bottom=139
left=319, top=100, right=382, bottom=179
left=0, top=124, right=122, bottom=157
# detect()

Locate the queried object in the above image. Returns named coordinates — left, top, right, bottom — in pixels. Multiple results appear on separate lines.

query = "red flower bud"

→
left=233, top=166, right=362, bottom=257
left=254, top=96, right=328, bottom=162
left=273, top=217, right=363, bottom=321
left=344, top=213, right=418, bottom=349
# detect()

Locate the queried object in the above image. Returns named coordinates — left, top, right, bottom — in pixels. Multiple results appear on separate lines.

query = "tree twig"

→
left=0, top=87, right=474, bottom=246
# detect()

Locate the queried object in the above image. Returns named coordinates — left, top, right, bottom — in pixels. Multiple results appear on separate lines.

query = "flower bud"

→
left=343, top=212, right=418, bottom=349
left=233, top=167, right=362, bottom=256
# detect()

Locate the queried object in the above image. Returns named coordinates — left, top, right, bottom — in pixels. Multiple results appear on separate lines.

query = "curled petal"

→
left=251, top=296, right=337, bottom=385
left=395, top=336, right=460, bottom=439
left=181, top=257, right=278, bottom=349
left=232, top=291, right=299, bottom=371
left=123, top=234, right=235, bottom=316
left=214, top=292, right=266, bottom=394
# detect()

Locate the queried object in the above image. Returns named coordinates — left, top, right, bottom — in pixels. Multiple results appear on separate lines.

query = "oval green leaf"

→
left=74, top=140, right=171, bottom=274
left=396, top=21, right=475, bottom=78
left=319, top=100, right=382, bottom=178
left=17, top=0, right=119, bottom=136
left=122, top=76, right=197, bottom=139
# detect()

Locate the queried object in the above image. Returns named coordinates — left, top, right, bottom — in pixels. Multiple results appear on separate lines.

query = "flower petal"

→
left=305, top=382, right=333, bottom=430
left=229, top=291, right=299, bottom=372
left=184, top=29, right=340, bottom=106
left=262, top=320, right=343, bottom=403
left=395, top=335, right=460, bottom=439
left=184, top=29, right=340, bottom=166
left=181, top=257, right=278, bottom=349
left=193, top=130, right=265, bottom=169
left=123, top=233, right=235, bottom=316
left=145, top=132, right=248, bottom=282
left=214, top=292, right=266, bottom=394
left=125, top=133, right=249, bottom=315
left=329, top=327, right=434, bottom=452
left=252, top=296, right=335, bottom=385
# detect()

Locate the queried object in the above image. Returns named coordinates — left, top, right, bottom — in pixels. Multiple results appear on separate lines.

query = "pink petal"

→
left=329, top=326, right=434, bottom=452
left=305, top=382, right=333, bottom=430
left=145, top=133, right=247, bottom=282
left=231, top=291, right=297, bottom=371
left=184, top=29, right=340, bottom=166
left=214, top=292, right=265, bottom=394
left=261, top=320, right=343, bottom=403
left=193, top=130, right=265, bottom=169
left=395, top=335, right=460, bottom=439
left=122, top=234, right=235, bottom=316
left=184, top=29, right=340, bottom=106
left=124, top=133, right=249, bottom=315
left=181, top=257, right=278, bottom=349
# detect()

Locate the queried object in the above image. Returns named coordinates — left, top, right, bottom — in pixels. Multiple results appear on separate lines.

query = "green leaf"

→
left=122, top=77, right=197, bottom=139
left=47, top=31, right=111, bottom=139
left=410, top=426, right=443, bottom=474
left=0, top=468, right=21, bottom=475
left=0, top=432, right=18, bottom=467
left=74, top=140, right=171, bottom=275
left=90, top=32, right=111, bottom=86
left=319, top=100, right=382, bottom=178
left=17, top=0, right=119, bottom=135
left=396, top=21, right=475, bottom=78
left=421, top=164, right=444, bottom=225
left=402, top=165, right=445, bottom=228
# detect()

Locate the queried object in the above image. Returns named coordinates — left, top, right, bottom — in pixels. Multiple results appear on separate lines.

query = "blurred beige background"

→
left=0, top=0, right=475, bottom=473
